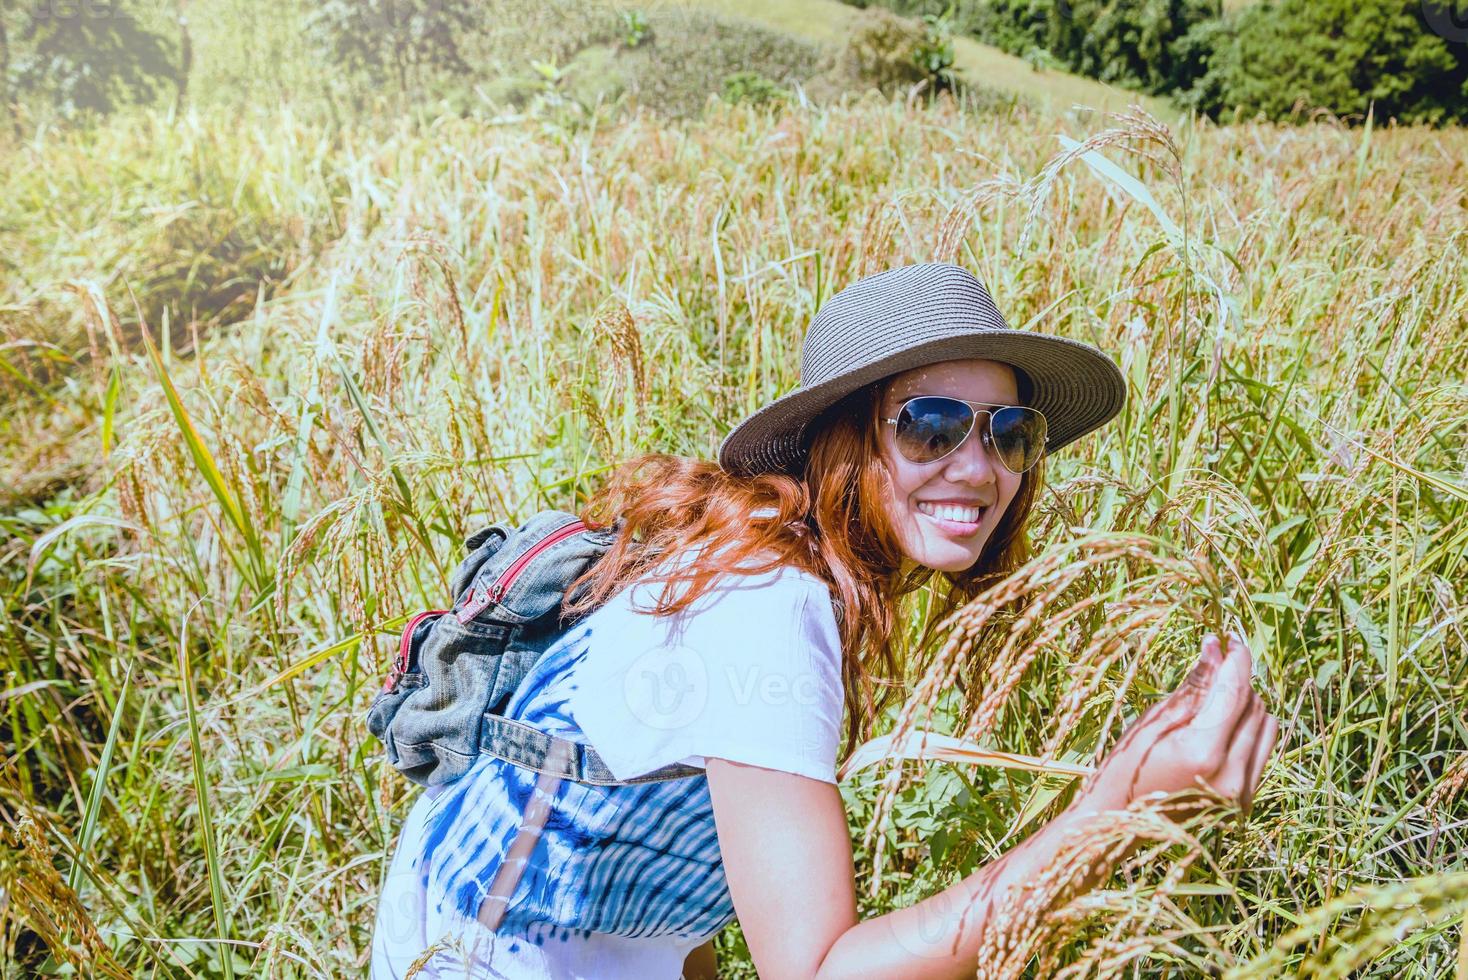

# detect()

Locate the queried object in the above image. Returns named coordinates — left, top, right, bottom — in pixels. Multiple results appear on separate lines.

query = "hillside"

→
left=659, top=0, right=1180, bottom=120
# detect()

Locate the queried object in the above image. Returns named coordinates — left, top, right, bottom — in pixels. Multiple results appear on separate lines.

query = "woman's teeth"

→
left=917, top=501, right=984, bottom=523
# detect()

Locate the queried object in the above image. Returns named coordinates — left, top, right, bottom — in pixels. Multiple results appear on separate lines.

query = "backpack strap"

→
left=480, top=715, right=704, bottom=786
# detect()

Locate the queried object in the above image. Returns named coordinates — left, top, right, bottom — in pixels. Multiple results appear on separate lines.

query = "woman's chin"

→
left=908, top=530, right=988, bottom=573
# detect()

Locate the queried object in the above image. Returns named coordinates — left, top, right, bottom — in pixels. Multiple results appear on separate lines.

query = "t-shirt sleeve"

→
left=567, top=568, right=845, bottom=784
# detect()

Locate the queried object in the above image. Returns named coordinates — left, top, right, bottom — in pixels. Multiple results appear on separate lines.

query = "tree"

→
left=5, top=0, right=177, bottom=119
left=968, top=0, right=1219, bottom=94
left=1179, top=0, right=1468, bottom=125
left=306, top=0, right=481, bottom=97
left=1055, top=0, right=1221, bottom=93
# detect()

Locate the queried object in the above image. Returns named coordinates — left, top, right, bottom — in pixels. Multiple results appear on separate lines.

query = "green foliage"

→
left=879, top=0, right=1468, bottom=125
left=1053, top=0, right=1221, bottom=92
left=1179, top=0, right=1468, bottom=124
left=305, top=0, right=482, bottom=96
left=968, top=0, right=1222, bottom=93
left=619, top=8, right=652, bottom=49
left=914, top=12, right=961, bottom=91
left=3, top=0, right=178, bottom=119
left=720, top=70, right=791, bottom=106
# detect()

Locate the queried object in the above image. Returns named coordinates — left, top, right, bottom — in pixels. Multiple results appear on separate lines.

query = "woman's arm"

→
left=708, top=760, right=1109, bottom=979
left=706, top=633, right=1276, bottom=980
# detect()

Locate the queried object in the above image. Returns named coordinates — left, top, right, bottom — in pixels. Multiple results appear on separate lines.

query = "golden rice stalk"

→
left=0, top=803, right=131, bottom=979
left=863, top=533, right=1214, bottom=888
left=934, top=174, right=1027, bottom=265
left=827, top=197, right=904, bottom=277
left=590, top=298, right=650, bottom=408
left=274, top=474, right=409, bottom=637
left=399, top=234, right=470, bottom=354
left=360, top=311, right=412, bottom=403
left=577, top=383, right=616, bottom=461
left=974, top=795, right=1231, bottom=980
left=403, top=939, right=456, bottom=978
left=110, top=406, right=189, bottom=540
left=1016, top=104, right=1183, bottom=256
left=1427, top=752, right=1468, bottom=816
left=63, top=279, right=124, bottom=395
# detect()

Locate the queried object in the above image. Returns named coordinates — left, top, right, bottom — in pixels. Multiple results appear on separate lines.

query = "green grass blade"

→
left=178, top=603, right=235, bottom=980
left=67, top=664, right=132, bottom=894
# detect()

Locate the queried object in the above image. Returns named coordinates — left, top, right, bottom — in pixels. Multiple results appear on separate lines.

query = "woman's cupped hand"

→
left=1076, top=633, right=1279, bottom=820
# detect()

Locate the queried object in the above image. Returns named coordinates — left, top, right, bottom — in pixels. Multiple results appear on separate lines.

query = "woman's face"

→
left=876, top=358, right=1026, bottom=573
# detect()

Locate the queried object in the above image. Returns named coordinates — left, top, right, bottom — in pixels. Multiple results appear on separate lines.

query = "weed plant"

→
left=1, top=91, right=1465, bottom=976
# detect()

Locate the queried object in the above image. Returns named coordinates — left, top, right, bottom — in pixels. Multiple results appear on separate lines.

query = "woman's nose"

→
left=941, top=416, right=999, bottom=486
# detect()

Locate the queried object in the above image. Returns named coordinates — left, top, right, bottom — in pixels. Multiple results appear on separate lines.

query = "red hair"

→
left=564, top=375, right=1044, bottom=750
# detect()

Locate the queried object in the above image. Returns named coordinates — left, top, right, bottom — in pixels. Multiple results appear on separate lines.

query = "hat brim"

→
left=717, top=331, right=1126, bottom=477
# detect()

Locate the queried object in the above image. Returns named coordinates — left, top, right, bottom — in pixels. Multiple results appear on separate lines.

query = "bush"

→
left=620, top=9, right=652, bottom=49
left=470, top=7, right=821, bottom=121
left=837, top=0, right=990, bottom=36
left=840, top=6, right=963, bottom=96
left=613, top=9, right=824, bottom=118
left=1179, top=0, right=1468, bottom=125
left=721, top=71, right=792, bottom=107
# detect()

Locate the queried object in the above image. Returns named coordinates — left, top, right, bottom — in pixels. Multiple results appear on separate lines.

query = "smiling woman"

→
left=877, top=360, right=1030, bottom=573
left=369, top=262, right=1277, bottom=979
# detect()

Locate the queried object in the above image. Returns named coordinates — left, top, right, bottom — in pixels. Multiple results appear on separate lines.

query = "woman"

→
left=371, top=262, right=1277, bottom=979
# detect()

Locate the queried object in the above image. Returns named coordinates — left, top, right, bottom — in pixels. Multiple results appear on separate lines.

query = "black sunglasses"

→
left=881, top=395, right=1048, bottom=474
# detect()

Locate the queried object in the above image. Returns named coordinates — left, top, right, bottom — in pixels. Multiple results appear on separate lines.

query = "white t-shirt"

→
left=571, top=558, right=845, bottom=783
left=371, top=558, right=845, bottom=979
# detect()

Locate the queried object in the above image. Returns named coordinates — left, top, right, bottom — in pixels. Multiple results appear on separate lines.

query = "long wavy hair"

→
left=563, top=369, right=1045, bottom=750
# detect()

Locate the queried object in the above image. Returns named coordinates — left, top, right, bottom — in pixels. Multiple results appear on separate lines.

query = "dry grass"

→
left=1, top=87, right=1465, bottom=976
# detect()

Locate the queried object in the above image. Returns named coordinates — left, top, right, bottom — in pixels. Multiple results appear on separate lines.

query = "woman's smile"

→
left=914, top=499, right=989, bottom=536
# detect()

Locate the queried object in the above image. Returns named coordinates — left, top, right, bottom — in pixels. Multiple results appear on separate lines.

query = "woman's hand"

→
left=1075, top=632, right=1278, bottom=819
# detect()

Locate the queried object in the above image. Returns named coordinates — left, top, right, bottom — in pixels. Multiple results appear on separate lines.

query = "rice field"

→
left=2, top=82, right=1466, bottom=977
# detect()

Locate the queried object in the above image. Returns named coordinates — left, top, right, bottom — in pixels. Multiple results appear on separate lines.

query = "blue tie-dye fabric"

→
left=412, top=619, right=733, bottom=948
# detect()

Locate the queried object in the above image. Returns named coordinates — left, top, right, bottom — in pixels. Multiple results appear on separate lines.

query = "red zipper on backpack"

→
left=455, top=519, right=587, bottom=625
left=387, top=607, right=449, bottom=691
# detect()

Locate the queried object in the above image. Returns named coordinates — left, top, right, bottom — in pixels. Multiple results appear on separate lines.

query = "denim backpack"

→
left=367, top=510, right=703, bottom=788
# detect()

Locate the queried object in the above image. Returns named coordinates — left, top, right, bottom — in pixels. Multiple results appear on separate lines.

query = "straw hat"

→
left=717, top=262, right=1126, bottom=477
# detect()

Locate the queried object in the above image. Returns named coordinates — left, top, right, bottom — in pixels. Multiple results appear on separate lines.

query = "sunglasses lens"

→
left=892, top=397, right=976, bottom=464
left=989, top=406, right=1047, bottom=473
left=893, top=397, right=976, bottom=464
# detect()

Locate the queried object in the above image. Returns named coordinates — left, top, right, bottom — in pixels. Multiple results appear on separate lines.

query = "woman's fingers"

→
left=1183, top=633, right=1225, bottom=692
left=1148, top=633, right=1225, bottom=731
left=1192, top=633, right=1255, bottom=742
left=1215, top=697, right=1265, bottom=801
left=1239, top=713, right=1279, bottom=817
